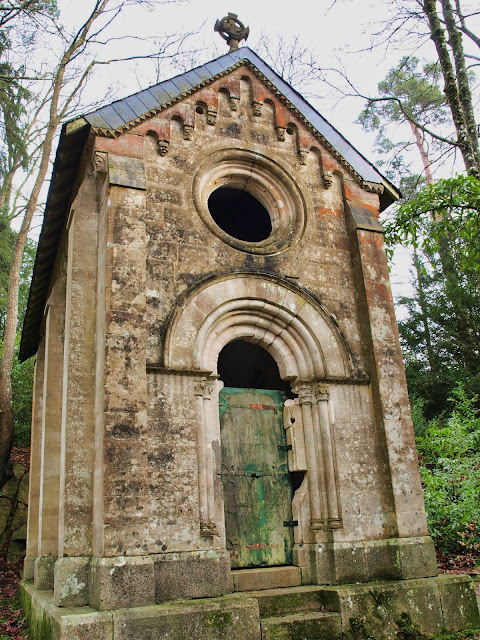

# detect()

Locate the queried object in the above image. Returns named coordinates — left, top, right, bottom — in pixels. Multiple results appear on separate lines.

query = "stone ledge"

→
left=317, top=535, right=438, bottom=584
left=320, top=575, right=480, bottom=639
left=20, top=575, right=480, bottom=640
left=153, top=549, right=232, bottom=602
left=20, top=581, right=260, bottom=640
left=88, top=555, right=155, bottom=611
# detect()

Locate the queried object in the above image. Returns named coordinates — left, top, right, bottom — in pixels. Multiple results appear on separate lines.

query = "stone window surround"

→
left=192, top=148, right=306, bottom=254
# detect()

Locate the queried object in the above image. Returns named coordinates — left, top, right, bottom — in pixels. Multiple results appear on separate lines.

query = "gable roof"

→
left=19, top=46, right=399, bottom=362
left=83, top=46, right=395, bottom=193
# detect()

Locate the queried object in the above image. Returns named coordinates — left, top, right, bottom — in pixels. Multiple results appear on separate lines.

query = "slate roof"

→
left=19, top=46, right=399, bottom=362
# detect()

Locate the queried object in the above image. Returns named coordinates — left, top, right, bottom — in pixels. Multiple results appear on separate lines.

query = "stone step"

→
left=232, top=566, right=302, bottom=592
left=231, top=585, right=326, bottom=617
left=260, top=610, right=342, bottom=640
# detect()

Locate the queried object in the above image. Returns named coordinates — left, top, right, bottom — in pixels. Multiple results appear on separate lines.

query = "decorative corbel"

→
left=230, top=95, right=240, bottom=111
left=158, top=139, right=169, bottom=156
left=207, top=109, right=217, bottom=125
left=276, top=126, right=286, bottom=141
left=252, top=100, right=263, bottom=116
left=323, top=172, right=333, bottom=189
left=298, top=149, right=309, bottom=165
left=183, top=124, right=194, bottom=141
left=93, top=152, right=107, bottom=176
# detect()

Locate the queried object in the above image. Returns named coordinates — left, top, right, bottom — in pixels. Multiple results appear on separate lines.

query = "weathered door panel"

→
left=219, top=387, right=294, bottom=568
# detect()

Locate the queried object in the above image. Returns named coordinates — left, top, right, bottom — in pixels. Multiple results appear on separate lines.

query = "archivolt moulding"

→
left=164, top=273, right=349, bottom=535
left=164, top=273, right=352, bottom=381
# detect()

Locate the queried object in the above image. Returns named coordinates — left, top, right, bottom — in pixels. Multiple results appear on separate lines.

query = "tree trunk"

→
left=0, top=91, right=63, bottom=487
left=0, top=139, right=54, bottom=485
left=0, top=0, right=112, bottom=485
left=408, top=120, right=434, bottom=185
left=412, top=248, right=438, bottom=374
left=440, top=0, right=480, bottom=170
left=423, top=0, right=480, bottom=176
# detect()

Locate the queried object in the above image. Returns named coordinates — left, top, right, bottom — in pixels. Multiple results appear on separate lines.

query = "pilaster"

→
left=24, top=341, right=45, bottom=581
left=344, top=196, right=430, bottom=539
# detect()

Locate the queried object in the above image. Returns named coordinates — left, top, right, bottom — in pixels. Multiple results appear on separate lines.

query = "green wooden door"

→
left=219, top=387, right=294, bottom=568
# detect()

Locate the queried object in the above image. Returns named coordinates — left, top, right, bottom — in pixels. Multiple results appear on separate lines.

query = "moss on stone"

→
left=205, top=609, right=233, bottom=629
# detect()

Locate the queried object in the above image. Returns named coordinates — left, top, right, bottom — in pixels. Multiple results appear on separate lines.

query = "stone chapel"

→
left=19, top=14, right=479, bottom=640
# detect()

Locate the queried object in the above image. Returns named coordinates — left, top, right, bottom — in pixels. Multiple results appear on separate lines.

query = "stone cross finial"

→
left=214, top=13, right=249, bottom=51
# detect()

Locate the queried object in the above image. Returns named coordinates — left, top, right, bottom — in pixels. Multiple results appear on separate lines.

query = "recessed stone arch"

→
left=165, top=273, right=352, bottom=380
left=164, top=273, right=349, bottom=544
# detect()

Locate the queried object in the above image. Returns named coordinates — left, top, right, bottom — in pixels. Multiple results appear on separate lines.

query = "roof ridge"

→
left=80, top=47, right=392, bottom=192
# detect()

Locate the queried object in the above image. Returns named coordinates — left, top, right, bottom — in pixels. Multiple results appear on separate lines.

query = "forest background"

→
left=0, top=0, right=480, bottom=634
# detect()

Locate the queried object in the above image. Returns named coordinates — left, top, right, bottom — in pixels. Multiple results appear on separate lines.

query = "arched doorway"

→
left=218, top=340, right=295, bottom=568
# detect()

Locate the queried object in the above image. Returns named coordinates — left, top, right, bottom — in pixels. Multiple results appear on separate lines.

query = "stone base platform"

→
left=20, top=575, right=480, bottom=640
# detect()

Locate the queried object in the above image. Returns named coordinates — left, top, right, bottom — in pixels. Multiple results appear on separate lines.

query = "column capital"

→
left=194, top=378, right=215, bottom=399
left=194, top=377, right=208, bottom=397
left=314, top=384, right=329, bottom=402
left=294, top=382, right=314, bottom=405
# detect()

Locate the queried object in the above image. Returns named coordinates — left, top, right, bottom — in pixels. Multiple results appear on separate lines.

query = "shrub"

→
left=414, top=384, right=480, bottom=555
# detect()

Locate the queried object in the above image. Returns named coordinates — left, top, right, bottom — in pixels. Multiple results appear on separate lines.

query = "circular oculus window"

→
left=193, top=149, right=306, bottom=254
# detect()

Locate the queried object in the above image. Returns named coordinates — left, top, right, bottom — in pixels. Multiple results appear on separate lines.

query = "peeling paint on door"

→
left=219, top=387, right=294, bottom=568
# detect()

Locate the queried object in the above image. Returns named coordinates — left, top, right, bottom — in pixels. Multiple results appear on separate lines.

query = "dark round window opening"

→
left=207, top=186, right=272, bottom=242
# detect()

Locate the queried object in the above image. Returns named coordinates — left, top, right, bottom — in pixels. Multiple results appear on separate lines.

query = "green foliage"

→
left=414, top=385, right=480, bottom=555
left=357, top=56, right=448, bottom=179
left=0, top=235, right=36, bottom=334
left=10, top=344, right=33, bottom=447
left=359, top=56, right=447, bottom=127
left=0, top=217, right=15, bottom=328
left=387, top=175, right=480, bottom=417
left=0, top=31, right=31, bottom=186
left=398, top=252, right=480, bottom=417
left=0, top=338, right=33, bottom=447
left=385, top=175, right=480, bottom=270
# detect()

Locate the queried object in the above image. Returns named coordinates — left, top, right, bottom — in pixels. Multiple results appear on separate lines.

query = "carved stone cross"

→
left=214, top=13, right=249, bottom=51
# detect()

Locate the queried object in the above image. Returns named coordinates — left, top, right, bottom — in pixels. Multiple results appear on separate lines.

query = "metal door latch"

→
left=278, top=445, right=292, bottom=451
left=283, top=520, right=298, bottom=527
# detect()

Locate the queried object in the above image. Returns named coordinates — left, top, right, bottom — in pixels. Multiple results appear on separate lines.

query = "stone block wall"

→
left=24, top=62, right=437, bottom=610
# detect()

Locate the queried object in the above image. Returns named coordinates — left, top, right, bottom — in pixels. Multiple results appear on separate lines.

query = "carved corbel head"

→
left=93, top=152, right=107, bottom=176
left=158, top=139, right=169, bottom=156
left=230, top=96, right=240, bottom=111
left=252, top=100, right=263, bottom=116
left=298, top=149, right=309, bottom=165
left=207, top=109, right=217, bottom=125
left=323, top=172, right=333, bottom=189
left=183, top=124, right=194, bottom=141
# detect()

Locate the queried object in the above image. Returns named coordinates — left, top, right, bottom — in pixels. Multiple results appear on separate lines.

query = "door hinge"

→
left=283, top=520, right=298, bottom=527
left=278, top=445, right=292, bottom=451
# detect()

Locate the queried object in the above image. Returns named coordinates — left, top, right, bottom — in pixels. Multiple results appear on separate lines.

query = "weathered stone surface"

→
left=229, top=585, right=325, bottom=618
left=112, top=598, right=261, bottom=640
left=88, top=556, right=155, bottom=611
left=21, top=582, right=114, bottom=640
left=23, top=555, right=36, bottom=581
left=260, top=611, right=341, bottom=640
left=437, top=574, right=480, bottom=631
left=54, top=557, right=89, bottom=607
left=232, top=567, right=302, bottom=592
left=34, top=555, right=56, bottom=591
left=321, top=576, right=480, bottom=639
left=153, top=549, right=231, bottom=602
